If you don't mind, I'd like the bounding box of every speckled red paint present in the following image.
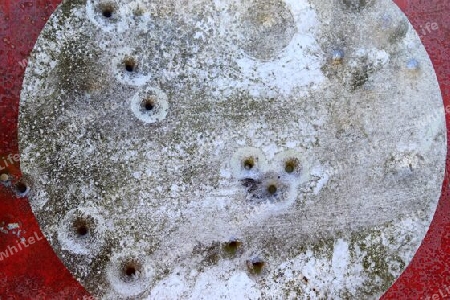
[0,0,448,299]
[0,1,90,298]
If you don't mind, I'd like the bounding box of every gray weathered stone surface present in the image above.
[19,0,446,298]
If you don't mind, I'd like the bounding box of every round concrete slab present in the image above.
[19,0,446,298]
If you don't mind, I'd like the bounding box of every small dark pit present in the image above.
[267,184,277,195]
[285,158,299,174]
[124,58,137,72]
[247,257,265,274]
[243,157,255,170]
[125,265,136,277]
[73,218,90,237]
[102,10,112,18]
[223,239,242,255]
[122,261,141,280]
[15,181,29,195]
[101,4,114,18]
[141,98,156,111]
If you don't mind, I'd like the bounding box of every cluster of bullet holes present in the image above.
[233,148,302,203]
[104,38,166,123]
[200,238,266,275]
[106,238,263,297]
[108,49,167,122]
[87,1,154,88]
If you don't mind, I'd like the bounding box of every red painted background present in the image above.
[0,0,448,299]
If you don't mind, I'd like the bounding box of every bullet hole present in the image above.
[124,58,136,72]
[232,147,266,178]
[131,88,169,124]
[100,4,115,18]
[141,98,155,111]
[228,239,241,248]
[15,180,30,197]
[122,260,141,280]
[77,225,88,236]
[58,208,107,256]
[247,257,265,274]
[16,182,27,193]
[243,157,255,170]
[73,217,90,237]
[0,173,9,182]
[285,164,295,173]
[102,9,112,18]
[125,265,136,276]
[267,184,277,195]
[107,254,151,296]
[284,158,299,174]
[223,238,242,255]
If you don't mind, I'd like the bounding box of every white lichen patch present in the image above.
[18,0,446,298]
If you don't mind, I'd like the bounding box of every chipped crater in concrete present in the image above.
[19,0,446,298]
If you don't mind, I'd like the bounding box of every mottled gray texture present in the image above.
[19,0,446,298]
